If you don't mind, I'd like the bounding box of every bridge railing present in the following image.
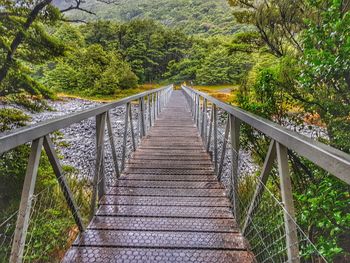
[0,85,173,262]
[182,85,350,263]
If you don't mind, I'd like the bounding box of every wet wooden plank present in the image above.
[63,90,252,263]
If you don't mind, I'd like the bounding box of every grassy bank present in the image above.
[192,85,239,103]
[56,84,163,102]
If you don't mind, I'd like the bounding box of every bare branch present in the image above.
[60,0,96,15]
[61,18,87,24]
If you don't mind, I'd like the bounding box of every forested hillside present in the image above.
[0,0,349,262]
[53,0,250,35]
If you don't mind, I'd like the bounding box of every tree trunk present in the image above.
[0,0,53,84]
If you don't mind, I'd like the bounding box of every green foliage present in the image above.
[45,43,138,95]
[0,143,91,262]
[0,3,64,102]
[0,108,30,132]
[57,0,251,36]
[299,0,350,152]
[228,0,305,56]
[231,1,350,260]
[295,164,350,260]
[166,35,254,85]
[81,20,190,83]
[44,21,253,90]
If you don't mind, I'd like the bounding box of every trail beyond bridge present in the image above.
[1,85,349,262]
[63,90,252,262]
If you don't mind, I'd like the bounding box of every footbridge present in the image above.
[0,85,349,262]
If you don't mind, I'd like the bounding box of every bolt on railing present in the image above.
[182,85,350,263]
[0,85,173,263]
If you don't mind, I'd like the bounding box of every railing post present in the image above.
[206,105,214,152]
[199,97,203,136]
[191,92,195,116]
[128,103,136,151]
[148,95,152,128]
[193,94,197,121]
[95,112,106,201]
[230,114,241,222]
[243,140,276,234]
[196,95,200,128]
[159,91,162,111]
[152,93,156,122]
[202,98,207,142]
[121,103,130,171]
[10,138,43,263]
[157,92,160,116]
[43,135,85,232]
[213,104,218,174]
[218,118,230,181]
[106,111,120,178]
[276,142,300,263]
[140,97,146,137]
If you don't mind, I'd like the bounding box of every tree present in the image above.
[299,0,350,152]
[44,43,138,95]
[228,0,306,57]
[0,0,119,102]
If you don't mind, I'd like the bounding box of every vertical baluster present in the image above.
[148,95,152,128]
[138,98,143,137]
[206,105,214,152]
[242,140,276,234]
[190,92,194,116]
[106,111,120,178]
[128,103,136,151]
[153,93,157,120]
[217,118,230,181]
[121,103,130,172]
[95,112,106,201]
[201,98,207,142]
[140,97,146,137]
[90,112,106,218]
[193,93,197,120]
[10,138,44,263]
[43,135,84,232]
[230,115,241,222]
[276,142,300,263]
[213,104,218,173]
[196,95,200,128]
[154,93,158,119]
[151,93,154,124]
[200,97,204,136]
[160,91,163,111]
[157,92,160,116]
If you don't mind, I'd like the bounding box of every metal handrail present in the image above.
[182,84,349,263]
[182,85,350,185]
[0,85,173,154]
[2,85,173,263]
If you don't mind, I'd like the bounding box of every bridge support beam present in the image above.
[128,103,136,151]
[213,104,218,174]
[242,140,276,234]
[276,142,300,263]
[201,98,207,142]
[217,118,230,181]
[121,103,130,172]
[106,111,120,178]
[10,138,43,263]
[43,135,85,232]
[90,112,107,218]
[206,105,214,153]
[229,115,240,222]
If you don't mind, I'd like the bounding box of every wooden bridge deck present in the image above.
[63,91,253,262]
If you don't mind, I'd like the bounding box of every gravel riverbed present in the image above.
[12,97,327,185]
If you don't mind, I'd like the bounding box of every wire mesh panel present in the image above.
[181,86,341,263]
[0,86,173,262]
